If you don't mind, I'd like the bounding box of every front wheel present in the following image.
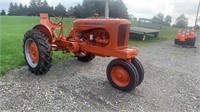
[23,29,52,75]
[106,59,139,92]
[131,58,144,86]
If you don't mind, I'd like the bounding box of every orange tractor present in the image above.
[23,13,144,92]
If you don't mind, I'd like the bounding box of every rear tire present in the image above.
[106,59,139,92]
[23,29,52,75]
[77,54,95,62]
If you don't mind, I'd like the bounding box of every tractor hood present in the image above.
[73,19,131,30]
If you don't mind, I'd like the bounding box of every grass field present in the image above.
[0,16,76,75]
[0,16,178,75]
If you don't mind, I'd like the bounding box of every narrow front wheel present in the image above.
[106,59,139,92]
[131,58,144,86]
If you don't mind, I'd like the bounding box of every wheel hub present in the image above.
[25,38,39,68]
[111,66,130,87]
[29,41,39,64]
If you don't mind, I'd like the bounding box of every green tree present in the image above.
[174,14,188,28]
[82,0,96,17]
[93,0,106,17]
[54,2,67,16]
[29,0,42,16]
[152,12,164,24]
[67,6,74,16]
[71,0,103,18]
[8,2,14,15]
[129,14,137,21]
[49,6,54,16]
[18,3,24,16]
[29,0,37,16]
[164,15,172,26]
[109,0,129,19]
[73,4,85,18]
[13,3,19,16]
[23,5,29,16]
[40,0,51,14]
[195,24,200,29]
[80,0,128,18]
[0,10,6,15]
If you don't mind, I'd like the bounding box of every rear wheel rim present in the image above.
[25,38,39,68]
[111,66,130,87]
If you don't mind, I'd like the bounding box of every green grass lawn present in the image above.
[0,16,178,75]
[0,16,75,75]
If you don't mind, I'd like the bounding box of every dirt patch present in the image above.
[0,36,200,111]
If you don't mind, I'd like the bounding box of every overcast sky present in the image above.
[0,0,199,26]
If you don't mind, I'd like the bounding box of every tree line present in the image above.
[2,0,129,18]
[6,0,66,17]
[0,0,190,28]
[151,12,189,28]
[151,12,172,26]
[67,0,129,18]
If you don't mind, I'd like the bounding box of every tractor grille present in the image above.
[117,24,128,46]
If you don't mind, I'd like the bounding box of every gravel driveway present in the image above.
[0,33,200,112]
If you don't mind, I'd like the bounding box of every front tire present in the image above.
[131,58,144,86]
[106,59,139,92]
[23,29,52,75]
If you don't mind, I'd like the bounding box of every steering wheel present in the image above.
[48,15,63,25]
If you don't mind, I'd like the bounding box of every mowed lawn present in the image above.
[0,16,75,75]
[0,16,178,75]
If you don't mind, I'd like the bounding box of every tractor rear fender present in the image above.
[33,24,53,43]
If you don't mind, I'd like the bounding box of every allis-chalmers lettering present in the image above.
[84,22,103,25]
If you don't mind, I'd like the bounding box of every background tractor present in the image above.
[23,13,144,92]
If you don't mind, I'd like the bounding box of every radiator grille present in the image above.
[117,24,127,46]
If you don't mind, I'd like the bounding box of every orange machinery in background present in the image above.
[22,13,144,92]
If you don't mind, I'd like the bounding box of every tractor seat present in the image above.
[40,13,60,29]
